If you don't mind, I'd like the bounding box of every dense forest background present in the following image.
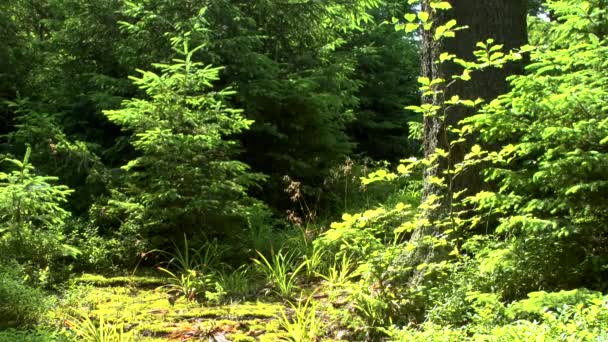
[1,0,607,341]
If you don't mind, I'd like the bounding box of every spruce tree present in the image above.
[0,147,75,272]
[104,37,265,247]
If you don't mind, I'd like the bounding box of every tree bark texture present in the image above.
[421,0,528,218]
[393,0,528,283]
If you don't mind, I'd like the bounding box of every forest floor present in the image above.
[55,274,346,341]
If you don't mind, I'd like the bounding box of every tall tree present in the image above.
[104,39,265,248]
[116,0,382,216]
[420,0,528,217]
[347,0,421,162]
[401,0,528,276]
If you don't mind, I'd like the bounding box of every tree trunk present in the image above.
[422,0,528,209]
[401,0,528,279]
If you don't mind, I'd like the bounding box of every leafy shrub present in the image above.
[0,147,78,283]
[422,259,498,327]
[384,323,467,342]
[462,0,608,297]
[505,289,603,321]
[0,261,53,327]
[0,328,72,342]
[64,219,143,273]
[314,205,414,264]
[386,289,608,341]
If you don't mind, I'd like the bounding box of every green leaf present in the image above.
[439,52,454,62]
[417,11,429,23]
[434,25,447,40]
[445,19,457,29]
[405,23,419,33]
[397,164,407,174]
[404,13,417,22]
[417,77,431,86]
[430,1,452,10]
[460,69,471,81]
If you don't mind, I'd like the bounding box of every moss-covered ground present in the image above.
[49,274,346,341]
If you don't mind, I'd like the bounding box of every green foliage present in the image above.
[317,253,358,289]
[253,250,306,299]
[351,288,394,335]
[3,0,608,339]
[347,1,421,160]
[104,37,266,247]
[0,147,72,232]
[6,100,108,215]
[313,1,608,339]
[155,235,223,303]
[384,323,467,341]
[311,174,423,334]
[0,329,72,342]
[505,289,603,321]
[64,220,143,273]
[385,291,608,341]
[422,259,497,327]
[315,200,416,263]
[0,147,78,279]
[460,0,608,297]
[0,261,54,327]
[278,294,325,342]
[66,313,133,342]
[111,0,401,217]
[302,246,326,282]
[214,265,260,301]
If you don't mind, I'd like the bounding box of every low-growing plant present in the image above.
[384,290,608,341]
[0,328,72,342]
[154,235,225,303]
[253,250,306,298]
[352,289,393,336]
[158,235,225,275]
[65,313,133,342]
[214,265,259,300]
[277,224,317,260]
[317,253,358,289]
[0,260,54,327]
[155,267,211,303]
[303,246,326,281]
[279,293,325,342]
[382,322,467,342]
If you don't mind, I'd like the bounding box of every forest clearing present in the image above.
[1,0,607,341]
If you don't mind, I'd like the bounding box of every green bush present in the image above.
[0,261,53,327]
[0,329,72,342]
[505,289,602,321]
[65,219,146,273]
[386,289,608,341]
[462,0,608,297]
[0,147,78,283]
[103,37,267,251]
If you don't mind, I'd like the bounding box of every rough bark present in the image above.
[398,0,528,280]
[422,0,528,209]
